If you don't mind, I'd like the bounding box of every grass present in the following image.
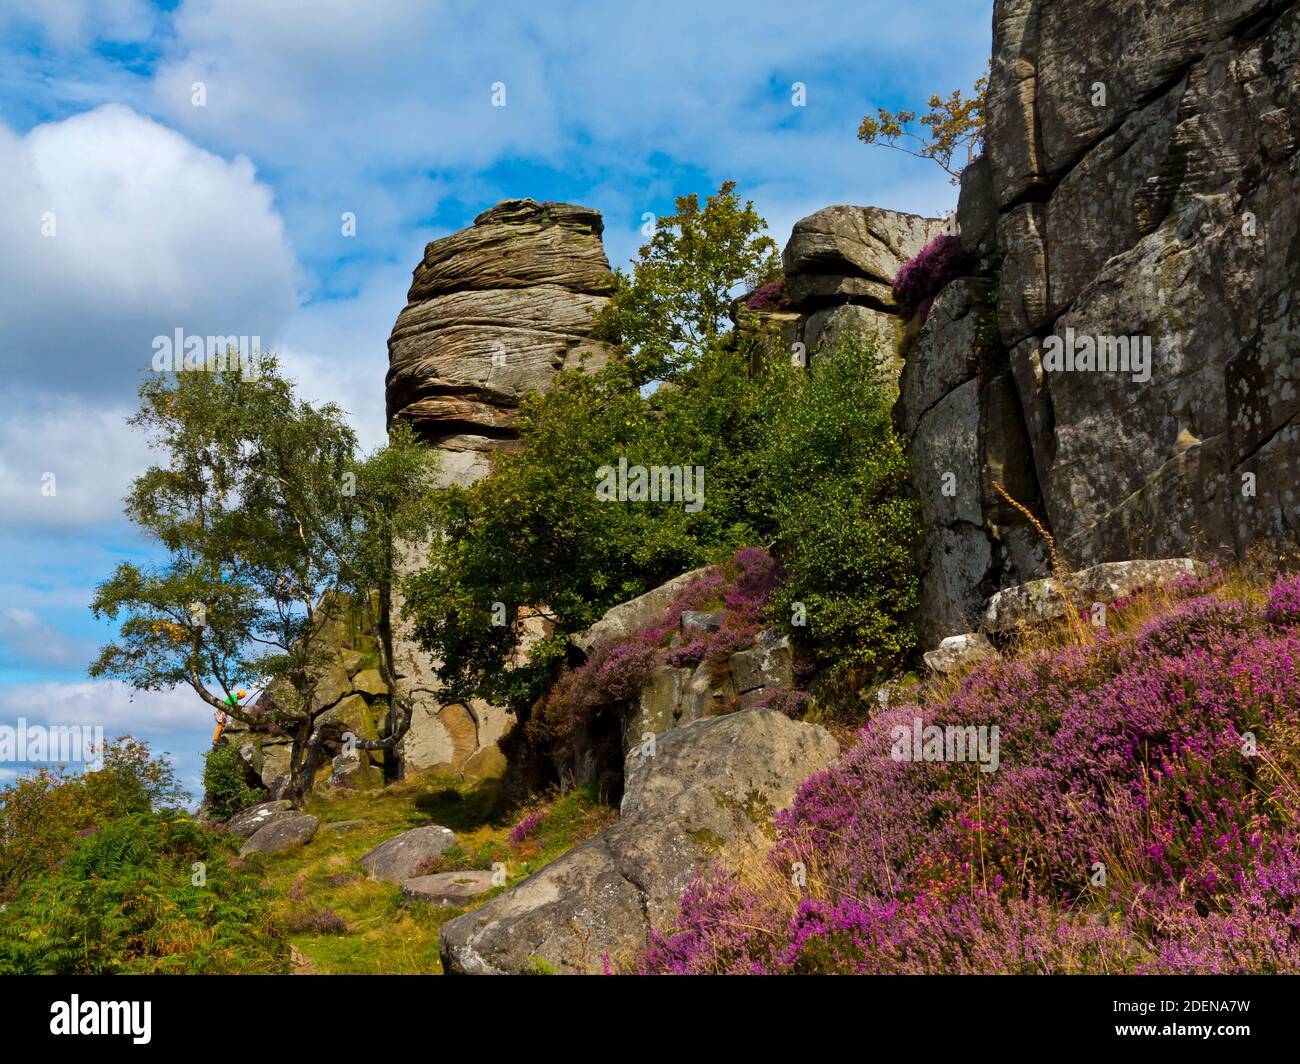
[244,771,615,974]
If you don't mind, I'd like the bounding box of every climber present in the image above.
[212,689,246,745]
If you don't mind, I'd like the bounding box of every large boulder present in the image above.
[570,567,710,655]
[359,825,457,883]
[754,205,943,375]
[222,800,296,839]
[439,710,839,974]
[386,199,615,441]
[240,815,319,856]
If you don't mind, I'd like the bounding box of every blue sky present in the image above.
[0,0,991,798]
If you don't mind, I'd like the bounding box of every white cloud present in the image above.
[0,605,96,669]
[0,679,201,735]
[0,0,157,47]
[0,397,152,530]
[0,104,299,403]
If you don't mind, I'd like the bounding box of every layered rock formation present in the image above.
[743,206,944,374]
[385,200,616,776]
[899,0,1300,643]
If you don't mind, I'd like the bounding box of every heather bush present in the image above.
[892,234,969,321]
[746,277,785,310]
[642,574,1300,974]
[529,547,788,760]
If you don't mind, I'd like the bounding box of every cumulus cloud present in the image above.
[0,396,152,530]
[0,605,97,670]
[0,678,201,736]
[0,0,157,47]
[0,104,299,403]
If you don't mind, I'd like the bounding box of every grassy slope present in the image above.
[251,773,615,974]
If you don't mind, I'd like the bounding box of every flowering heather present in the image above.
[891,234,968,322]
[641,573,1300,974]
[746,278,785,310]
[536,547,789,747]
[509,810,545,847]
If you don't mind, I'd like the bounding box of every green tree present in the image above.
[89,358,438,804]
[404,342,789,712]
[593,180,781,383]
[858,66,988,182]
[759,333,921,677]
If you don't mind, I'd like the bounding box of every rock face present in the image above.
[898,0,1300,644]
[743,206,944,375]
[386,200,617,778]
[438,710,838,974]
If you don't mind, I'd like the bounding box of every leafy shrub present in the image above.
[892,234,969,321]
[0,736,187,894]
[0,812,287,973]
[642,574,1300,974]
[759,332,921,678]
[202,742,264,822]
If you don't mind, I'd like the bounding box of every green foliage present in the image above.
[592,180,781,384]
[858,65,989,182]
[0,812,287,974]
[0,737,187,894]
[759,333,921,678]
[89,356,438,800]
[406,340,792,711]
[201,743,264,822]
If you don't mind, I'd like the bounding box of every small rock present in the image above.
[222,800,296,838]
[729,629,793,694]
[679,610,725,633]
[359,825,457,882]
[401,871,496,907]
[981,559,1204,633]
[321,819,369,834]
[240,815,319,856]
[923,632,999,675]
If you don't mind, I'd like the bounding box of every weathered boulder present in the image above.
[755,205,944,372]
[923,632,999,675]
[387,199,615,440]
[981,558,1205,633]
[240,814,319,856]
[222,800,296,839]
[359,825,457,883]
[351,669,388,697]
[439,710,838,974]
[570,567,711,655]
[402,871,496,907]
